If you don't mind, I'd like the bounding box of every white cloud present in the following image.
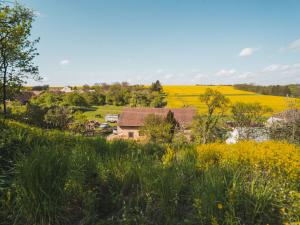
[215,69,236,76]
[60,59,70,65]
[288,38,300,50]
[239,47,258,57]
[262,63,300,72]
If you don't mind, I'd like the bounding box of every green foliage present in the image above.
[0,3,40,115]
[64,92,89,107]
[193,88,230,144]
[150,80,163,92]
[1,121,299,225]
[231,102,271,128]
[24,103,47,127]
[141,114,174,144]
[234,84,297,97]
[14,147,70,225]
[31,91,63,108]
[44,106,73,129]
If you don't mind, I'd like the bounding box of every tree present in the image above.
[31,91,63,108]
[68,111,89,133]
[24,103,47,127]
[165,110,179,138]
[150,80,163,92]
[193,88,230,144]
[141,114,173,144]
[44,106,73,129]
[64,92,88,107]
[231,102,272,140]
[0,3,40,116]
[150,91,166,108]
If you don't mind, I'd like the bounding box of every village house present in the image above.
[116,108,196,140]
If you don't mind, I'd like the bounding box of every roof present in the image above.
[118,107,196,127]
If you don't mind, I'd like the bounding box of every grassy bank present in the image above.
[0,120,299,225]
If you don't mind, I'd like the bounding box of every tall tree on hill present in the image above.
[0,3,40,116]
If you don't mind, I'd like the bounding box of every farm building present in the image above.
[116,108,196,140]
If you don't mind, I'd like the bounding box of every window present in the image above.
[128,132,134,138]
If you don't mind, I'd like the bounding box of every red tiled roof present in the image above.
[118,107,196,128]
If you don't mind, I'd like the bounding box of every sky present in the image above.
[21,0,300,86]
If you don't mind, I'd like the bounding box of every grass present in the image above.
[0,120,299,225]
[82,105,124,124]
[164,85,295,114]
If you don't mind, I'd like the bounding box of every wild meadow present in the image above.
[164,85,291,113]
[1,120,299,225]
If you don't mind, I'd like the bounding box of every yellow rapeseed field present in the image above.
[164,85,293,113]
[196,141,300,183]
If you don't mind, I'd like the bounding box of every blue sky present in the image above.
[23,0,300,86]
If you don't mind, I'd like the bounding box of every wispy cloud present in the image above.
[239,47,258,57]
[60,59,70,65]
[288,38,300,50]
[215,69,236,76]
[262,63,300,72]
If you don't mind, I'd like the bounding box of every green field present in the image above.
[82,105,124,124]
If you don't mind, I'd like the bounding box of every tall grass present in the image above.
[0,120,299,225]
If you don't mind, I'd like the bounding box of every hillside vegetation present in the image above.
[1,121,299,225]
[164,85,293,113]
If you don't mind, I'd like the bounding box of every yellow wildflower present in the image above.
[217,203,223,209]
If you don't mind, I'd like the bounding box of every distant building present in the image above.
[116,107,196,140]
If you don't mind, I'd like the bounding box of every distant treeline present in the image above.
[234,84,300,97]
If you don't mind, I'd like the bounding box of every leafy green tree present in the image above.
[166,110,179,138]
[64,92,88,107]
[106,83,130,106]
[232,102,271,127]
[150,91,167,108]
[31,91,63,108]
[0,3,40,115]
[193,88,230,144]
[141,114,173,144]
[44,106,73,129]
[150,80,163,92]
[231,102,272,140]
[68,111,89,133]
[83,91,99,105]
[24,103,47,127]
